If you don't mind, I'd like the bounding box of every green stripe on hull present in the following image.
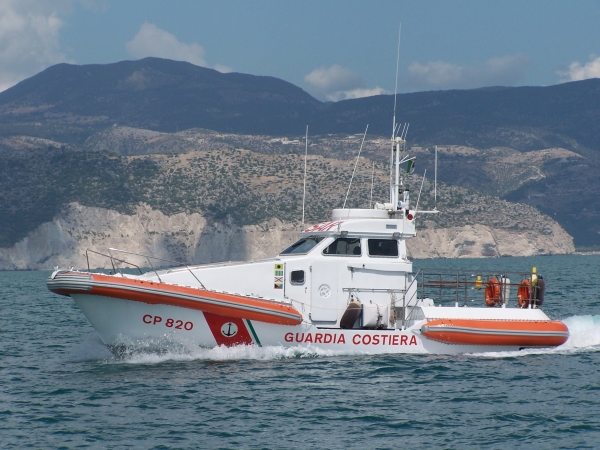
[245,319,262,347]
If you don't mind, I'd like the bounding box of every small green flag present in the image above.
[406,160,415,173]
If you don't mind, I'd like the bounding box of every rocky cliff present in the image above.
[0,202,574,270]
[408,222,573,259]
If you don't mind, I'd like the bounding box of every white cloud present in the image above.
[126,23,231,73]
[126,23,207,66]
[327,87,388,102]
[407,61,462,86]
[557,54,600,82]
[214,63,233,74]
[304,65,388,101]
[305,65,364,92]
[405,54,531,91]
[0,0,71,91]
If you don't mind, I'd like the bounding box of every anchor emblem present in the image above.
[221,322,238,338]
[318,284,331,298]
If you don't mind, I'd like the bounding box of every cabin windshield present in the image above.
[280,236,324,255]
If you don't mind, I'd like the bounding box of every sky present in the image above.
[1,0,599,100]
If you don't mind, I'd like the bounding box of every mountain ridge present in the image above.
[0,58,323,140]
[0,58,599,156]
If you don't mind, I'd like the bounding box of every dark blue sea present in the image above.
[2,254,600,449]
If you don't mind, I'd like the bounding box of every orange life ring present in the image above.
[518,279,531,308]
[485,278,501,307]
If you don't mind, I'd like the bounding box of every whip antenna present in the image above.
[369,161,375,208]
[434,145,438,208]
[343,125,369,209]
[392,23,401,139]
[301,125,308,230]
[390,24,401,202]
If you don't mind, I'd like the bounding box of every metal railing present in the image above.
[84,247,206,289]
[416,268,541,309]
[340,267,543,330]
[401,269,422,329]
[85,249,143,275]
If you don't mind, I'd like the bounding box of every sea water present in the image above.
[1,254,600,449]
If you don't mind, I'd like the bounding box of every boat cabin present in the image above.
[144,207,419,329]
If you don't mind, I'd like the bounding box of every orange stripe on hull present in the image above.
[421,319,569,347]
[50,272,303,326]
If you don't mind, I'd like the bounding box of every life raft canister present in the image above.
[485,278,502,307]
[535,277,546,307]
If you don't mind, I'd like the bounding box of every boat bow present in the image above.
[47,270,303,326]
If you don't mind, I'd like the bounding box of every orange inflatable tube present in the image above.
[421,318,569,347]
[48,272,303,326]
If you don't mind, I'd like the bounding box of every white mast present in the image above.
[394,126,403,208]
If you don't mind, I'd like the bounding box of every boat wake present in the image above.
[477,314,600,358]
[70,332,362,364]
[112,344,362,365]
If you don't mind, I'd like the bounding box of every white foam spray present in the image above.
[110,344,364,365]
[70,333,364,365]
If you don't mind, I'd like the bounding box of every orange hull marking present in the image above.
[86,274,302,326]
[422,319,569,347]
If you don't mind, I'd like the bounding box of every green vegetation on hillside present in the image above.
[0,144,560,249]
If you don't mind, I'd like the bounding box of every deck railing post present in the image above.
[402,290,406,330]
[439,273,442,306]
[464,274,468,306]
[185,265,206,289]
[107,249,118,275]
[145,256,162,283]
[455,272,459,307]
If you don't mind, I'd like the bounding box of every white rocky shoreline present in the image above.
[0,202,575,270]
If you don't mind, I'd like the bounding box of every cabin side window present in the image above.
[290,270,305,285]
[367,239,399,257]
[322,238,361,256]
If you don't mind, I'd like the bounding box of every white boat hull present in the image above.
[72,293,532,355]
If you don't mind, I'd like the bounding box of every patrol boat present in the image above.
[47,131,569,354]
